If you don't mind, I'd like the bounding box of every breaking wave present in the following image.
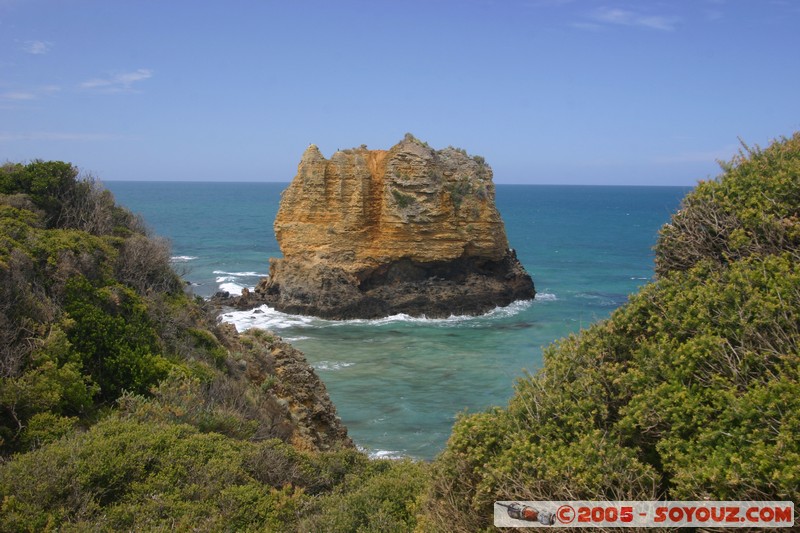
[219,299,534,332]
[212,270,268,294]
[535,292,557,301]
[313,361,356,371]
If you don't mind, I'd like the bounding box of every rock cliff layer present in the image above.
[256,134,535,318]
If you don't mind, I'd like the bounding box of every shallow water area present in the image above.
[223,300,540,459]
[107,182,690,460]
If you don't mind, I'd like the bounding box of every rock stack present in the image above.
[255,134,535,319]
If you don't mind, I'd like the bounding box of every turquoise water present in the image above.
[106,182,690,459]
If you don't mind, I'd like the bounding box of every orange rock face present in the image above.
[257,135,534,319]
[275,136,509,274]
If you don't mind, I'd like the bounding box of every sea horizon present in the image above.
[103,179,696,188]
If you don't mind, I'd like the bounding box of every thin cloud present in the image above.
[526,0,576,6]
[570,21,603,31]
[0,91,37,100]
[0,85,60,102]
[80,69,153,92]
[23,40,52,54]
[0,131,124,142]
[587,7,680,31]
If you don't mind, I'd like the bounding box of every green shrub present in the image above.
[186,327,228,367]
[248,328,275,344]
[447,177,473,209]
[120,374,263,441]
[0,417,305,531]
[391,188,416,209]
[0,326,97,452]
[655,133,800,276]
[0,161,78,227]
[298,459,428,533]
[0,416,429,532]
[63,276,172,400]
[18,412,78,450]
[422,133,800,531]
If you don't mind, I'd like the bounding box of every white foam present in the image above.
[359,447,407,460]
[220,299,534,332]
[535,292,558,301]
[373,449,398,458]
[213,270,268,277]
[487,299,534,317]
[219,282,247,294]
[313,361,355,371]
[336,299,534,327]
[221,305,317,332]
[371,450,407,460]
[171,255,197,262]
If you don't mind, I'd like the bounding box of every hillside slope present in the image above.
[421,134,800,532]
[0,161,425,531]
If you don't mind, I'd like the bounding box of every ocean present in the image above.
[106,182,690,460]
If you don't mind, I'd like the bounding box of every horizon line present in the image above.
[101,179,696,188]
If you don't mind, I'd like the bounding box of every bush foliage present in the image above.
[0,414,427,531]
[0,160,426,532]
[655,133,800,275]
[0,161,187,452]
[421,134,800,532]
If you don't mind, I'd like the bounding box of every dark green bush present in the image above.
[62,276,172,400]
[0,161,78,227]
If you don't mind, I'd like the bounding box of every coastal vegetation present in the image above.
[1,131,798,531]
[421,133,800,531]
[0,160,425,531]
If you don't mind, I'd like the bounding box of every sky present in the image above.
[1,0,798,185]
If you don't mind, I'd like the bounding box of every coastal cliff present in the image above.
[255,134,535,319]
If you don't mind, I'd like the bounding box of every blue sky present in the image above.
[1,0,798,185]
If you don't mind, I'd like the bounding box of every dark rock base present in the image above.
[220,249,535,320]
